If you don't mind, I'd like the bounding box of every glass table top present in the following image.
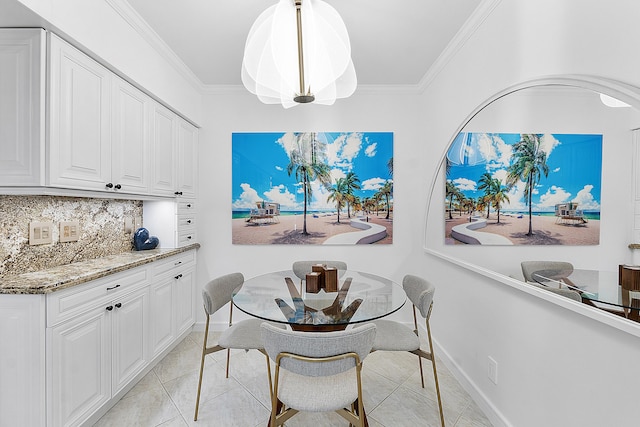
[232,269,407,330]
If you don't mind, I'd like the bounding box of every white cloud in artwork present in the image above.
[263,185,299,210]
[232,183,261,209]
[553,167,560,173]
[364,142,377,157]
[275,165,283,171]
[536,185,572,210]
[453,177,476,191]
[361,177,386,191]
[572,184,600,210]
[326,133,363,170]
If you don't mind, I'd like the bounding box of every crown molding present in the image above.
[418,0,502,93]
[104,0,205,92]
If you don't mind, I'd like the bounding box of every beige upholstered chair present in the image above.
[261,322,376,427]
[369,274,445,427]
[520,260,574,282]
[194,272,271,421]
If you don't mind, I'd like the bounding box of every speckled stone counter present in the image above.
[0,243,200,295]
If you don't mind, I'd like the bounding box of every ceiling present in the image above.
[124,0,483,87]
[1,0,483,88]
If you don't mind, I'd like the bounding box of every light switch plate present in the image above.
[124,217,134,233]
[29,221,53,245]
[59,221,80,243]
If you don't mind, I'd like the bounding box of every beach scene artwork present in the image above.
[445,133,602,245]
[232,132,394,245]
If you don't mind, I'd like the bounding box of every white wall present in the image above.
[420,1,640,426]
[196,88,424,327]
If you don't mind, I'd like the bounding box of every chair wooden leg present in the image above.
[194,314,210,421]
[225,348,231,378]
[427,319,445,427]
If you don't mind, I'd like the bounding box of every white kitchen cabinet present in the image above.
[0,29,46,186]
[47,268,150,427]
[144,198,197,248]
[48,304,111,427]
[176,119,198,198]
[150,102,177,196]
[111,76,151,194]
[149,250,196,358]
[48,33,112,192]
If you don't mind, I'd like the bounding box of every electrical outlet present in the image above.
[124,217,134,233]
[134,216,142,231]
[487,356,498,385]
[29,221,53,245]
[59,221,80,243]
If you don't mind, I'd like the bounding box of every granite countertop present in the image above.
[0,243,200,295]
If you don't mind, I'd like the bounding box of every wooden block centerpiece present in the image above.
[305,264,340,293]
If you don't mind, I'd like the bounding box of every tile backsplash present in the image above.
[0,196,142,276]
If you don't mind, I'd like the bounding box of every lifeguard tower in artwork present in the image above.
[555,202,588,225]
[246,201,280,225]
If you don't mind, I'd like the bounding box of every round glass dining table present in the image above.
[532,268,623,308]
[232,269,407,331]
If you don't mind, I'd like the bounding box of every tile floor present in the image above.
[94,330,494,427]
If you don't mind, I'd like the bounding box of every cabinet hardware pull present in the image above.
[175,191,183,195]
[175,274,183,279]
[114,184,121,190]
[187,204,192,208]
[106,284,120,291]
[187,236,192,239]
[187,220,191,224]
[105,183,113,188]
[106,305,113,311]
[175,261,182,265]
[115,303,122,309]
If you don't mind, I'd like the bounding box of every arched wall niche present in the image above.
[423,75,640,329]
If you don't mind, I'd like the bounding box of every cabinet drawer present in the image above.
[177,200,196,214]
[177,214,195,229]
[177,229,197,247]
[152,250,195,278]
[47,268,148,327]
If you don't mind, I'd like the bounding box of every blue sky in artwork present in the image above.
[232,132,394,211]
[446,133,602,212]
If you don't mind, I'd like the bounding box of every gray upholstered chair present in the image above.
[194,272,270,421]
[261,322,376,427]
[529,282,582,301]
[520,260,574,282]
[292,260,347,283]
[369,274,445,427]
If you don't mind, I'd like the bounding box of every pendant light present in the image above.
[241,0,357,108]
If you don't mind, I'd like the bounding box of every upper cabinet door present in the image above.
[0,29,46,186]
[111,77,150,194]
[150,103,177,196]
[176,120,198,198]
[48,34,112,191]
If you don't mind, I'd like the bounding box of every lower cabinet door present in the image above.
[150,276,175,357]
[111,287,149,395]
[175,268,196,336]
[48,308,110,427]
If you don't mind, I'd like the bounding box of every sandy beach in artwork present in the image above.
[233,213,393,245]
[445,213,600,245]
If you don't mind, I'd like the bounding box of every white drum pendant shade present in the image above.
[241,0,357,108]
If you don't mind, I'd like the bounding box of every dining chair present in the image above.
[529,282,582,301]
[520,260,574,282]
[369,274,445,427]
[260,322,376,427]
[194,272,272,421]
[619,264,640,321]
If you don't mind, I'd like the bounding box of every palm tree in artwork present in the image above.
[491,178,510,224]
[378,180,393,220]
[286,133,332,235]
[446,180,461,220]
[477,172,495,219]
[328,178,348,223]
[506,134,549,236]
[343,171,361,218]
